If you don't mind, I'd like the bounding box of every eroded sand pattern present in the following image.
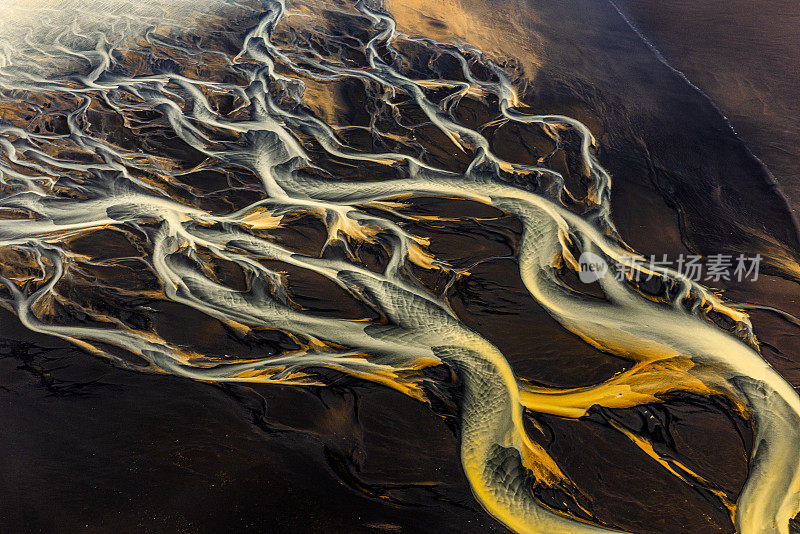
[1,1,799,532]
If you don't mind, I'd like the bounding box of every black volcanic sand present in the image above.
[519,0,800,279]
[1,1,800,533]
[0,307,505,533]
[613,0,800,222]
[515,0,800,390]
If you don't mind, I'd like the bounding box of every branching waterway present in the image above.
[0,1,798,532]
